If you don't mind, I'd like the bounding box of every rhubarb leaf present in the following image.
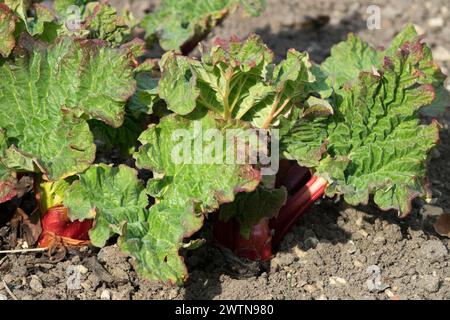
[158,35,322,128]
[0,129,17,203]
[159,52,200,116]
[132,112,261,283]
[321,24,446,91]
[3,1,58,37]
[280,27,445,215]
[219,186,287,239]
[54,0,94,17]
[64,164,148,247]
[128,71,160,114]
[280,116,329,167]
[317,35,443,215]
[142,0,266,52]
[0,38,135,180]
[81,2,132,45]
[135,113,261,209]
[321,33,381,88]
[0,167,17,203]
[0,3,16,57]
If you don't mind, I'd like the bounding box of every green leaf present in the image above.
[132,112,261,283]
[65,164,148,247]
[158,35,322,129]
[280,116,329,168]
[239,0,266,16]
[321,24,446,91]
[128,70,160,115]
[282,26,445,215]
[27,3,55,37]
[81,2,132,45]
[54,0,94,17]
[3,0,28,22]
[2,1,59,38]
[142,0,234,52]
[0,129,17,203]
[219,186,287,239]
[0,3,16,58]
[320,40,442,214]
[159,52,200,115]
[141,0,266,52]
[321,33,382,89]
[0,38,136,180]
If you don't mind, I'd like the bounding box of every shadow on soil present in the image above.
[254,10,368,63]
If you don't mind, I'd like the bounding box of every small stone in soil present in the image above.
[345,241,357,254]
[420,240,448,263]
[101,290,111,300]
[29,275,43,293]
[427,17,444,28]
[303,237,319,250]
[373,232,386,244]
[420,204,444,217]
[329,276,347,286]
[417,275,441,293]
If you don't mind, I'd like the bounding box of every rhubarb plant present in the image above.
[282,25,445,216]
[1,0,447,287]
[158,35,331,129]
[63,114,261,284]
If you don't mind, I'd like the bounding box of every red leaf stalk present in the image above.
[271,176,327,246]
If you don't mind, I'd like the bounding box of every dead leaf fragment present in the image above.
[434,213,450,237]
[9,208,42,247]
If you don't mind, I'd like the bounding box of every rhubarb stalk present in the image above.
[271,176,327,246]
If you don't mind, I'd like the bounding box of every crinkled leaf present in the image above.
[135,113,261,208]
[131,112,261,283]
[280,26,445,215]
[119,202,200,285]
[81,2,132,45]
[0,129,17,203]
[65,164,148,247]
[0,3,16,57]
[27,3,55,37]
[159,52,200,115]
[0,38,135,180]
[3,0,28,22]
[128,70,160,115]
[321,33,382,89]
[280,116,329,168]
[321,24,446,91]
[142,0,266,52]
[3,1,59,37]
[219,186,286,239]
[159,35,322,129]
[53,0,96,18]
[239,0,266,16]
[317,37,443,215]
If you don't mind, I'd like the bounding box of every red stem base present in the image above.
[213,162,328,261]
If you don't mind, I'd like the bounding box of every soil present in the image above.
[1,0,450,300]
